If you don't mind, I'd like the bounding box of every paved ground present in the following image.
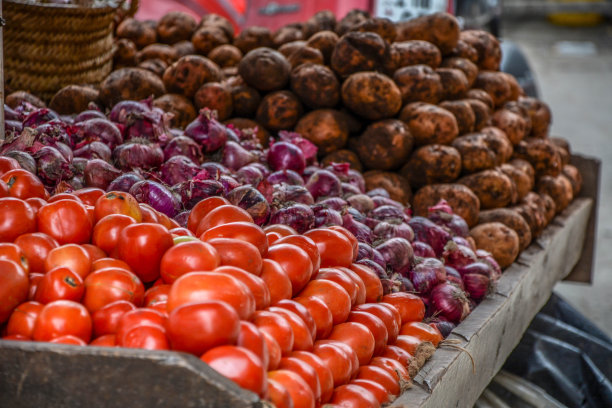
[501,16,612,336]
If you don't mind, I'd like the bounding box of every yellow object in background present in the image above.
[548,0,605,26]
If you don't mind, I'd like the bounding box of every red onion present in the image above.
[74,118,123,149]
[71,157,87,177]
[412,241,436,258]
[4,151,36,174]
[370,205,408,222]
[463,273,491,302]
[34,146,74,186]
[74,110,105,123]
[367,188,390,198]
[34,121,73,147]
[389,273,415,293]
[257,178,274,203]
[174,211,190,228]
[356,243,375,262]
[226,185,271,226]
[5,104,21,121]
[374,220,415,241]
[160,155,201,185]
[341,212,373,245]
[84,159,122,190]
[111,99,171,143]
[408,216,452,256]
[107,172,144,192]
[341,182,361,197]
[267,169,304,186]
[429,282,470,323]
[109,100,150,123]
[327,163,366,193]
[347,194,374,214]
[409,258,446,294]
[218,175,241,194]
[442,241,477,270]
[302,166,319,183]
[23,108,60,128]
[185,109,228,153]
[278,130,318,165]
[430,319,456,338]
[235,165,264,186]
[129,180,180,217]
[305,169,342,200]
[476,250,502,280]
[6,120,23,134]
[445,266,464,290]
[163,136,203,163]
[457,262,496,280]
[345,169,366,193]
[356,259,389,280]
[269,203,314,234]
[429,211,470,238]
[249,162,270,177]
[267,141,306,174]
[371,196,403,209]
[317,197,347,211]
[313,206,342,227]
[375,237,414,275]
[113,140,164,170]
[452,236,474,250]
[172,179,224,210]
[221,141,257,171]
[74,141,112,162]
[199,162,229,180]
[273,184,314,206]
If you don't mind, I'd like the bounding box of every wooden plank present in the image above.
[391,198,593,408]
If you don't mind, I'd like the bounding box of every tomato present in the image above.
[187,196,230,233]
[91,258,132,272]
[156,212,177,230]
[0,243,29,273]
[336,267,367,305]
[263,224,297,237]
[331,384,380,408]
[15,233,58,273]
[289,351,335,403]
[266,379,292,408]
[73,187,105,206]
[215,266,270,310]
[352,303,401,345]
[143,285,171,307]
[90,334,117,347]
[274,235,321,272]
[399,321,442,347]
[92,300,137,337]
[0,259,29,323]
[83,244,107,262]
[37,199,93,245]
[94,191,142,223]
[304,228,353,268]
[394,335,424,356]
[24,197,47,214]
[379,303,402,341]
[6,301,43,339]
[279,357,321,403]
[45,244,92,280]
[237,321,270,370]
[92,214,136,255]
[253,310,294,356]
[0,197,36,242]
[0,180,8,198]
[297,279,351,325]
[47,193,82,204]
[83,267,145,313]
[267,306,313,351]
[260,259,292,305]
[349,264,383,303]
[169,227,193,237]
[327,225,358,262]
[312,341,352,388]
[380,345,413,367]
[34,266,84,304]
[293,296,333,340]
[167,271,256,320]
[195,205,253,236]
[49,335,88,346]
[201,221,268,256]
[0,156,21,176]
[119,325,169,350]
[202,345,267,397]
[1,169,46,199]
[116,223,174,283]
[159,240,220,284]
[139,203,159,223]
[262,330,282,370]
[350,379,389,405]
[274,299,316,341]
[167,301,240,356]
[348,311,388,357]
[28,273,44,301]
[318,340,359,379]
[32,300,92,343]
[268,369,315,408]
[369,357,410,383]
[2,334,28,341]
[315,268,358,306]
[266,231,283,246]
[356,365,401,398]
[382,292,425,324]
[115,308,167,343]
[267,243,313,296]
[206,238,263,276]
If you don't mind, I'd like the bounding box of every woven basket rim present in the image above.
[4,0,123,11]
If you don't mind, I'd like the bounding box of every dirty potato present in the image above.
[401,144,461,187]
[352,119,413,171]
[478,208,532,252]
[341,72,402,120]
[194,82,233,121]
[399,102,459,146]
[290,63,340,109]
[153,94,196,129]
[100,68,166,107]
[470,222,519,268]
[238,48,291,91]
[393,65,442,104]
[439,100,476,135]
[413,183,480,227]
[163,55,222,98]
[255,90,303,131]
[458,169,515,209]
[294,109,351,156]
[364,170,412,205]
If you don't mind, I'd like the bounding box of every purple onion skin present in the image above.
[373,221,415,241]
[235,165,264,186]
[452,236,474,250]
[113,141,164,171]
[75,118,123,149]
[463,273,490,302]
[249,162,270,177]
[218,175,241,194]
[6,120,23,133]
[442,242,477,270]
[71,157,87,177]
[74,110,106,123]
[269,203,314,234]
[160,155,201,185]
[356,243,374,262]
[316,197,347,212]
[221,141,256,171]
[5,104,21,121]
[370,205,408,222]
[429,212,470,237]
[54,142,74,162]
[458,262,495,279]
[445,266,465,290]
[412,241,436,258]
[163,136,203,163]
[174,211,191,228]
[33,122,73,147]
[313,207,343,228]
[346,169,366,193]
[367,188,390,198]
[410,258,446,294]
[305,169,342,200]
[273,184,314,206]
[107,172,144,192]
[185,111,228,153]
[408,216,452,257]
[172,179,224,210]
[342,213,373,245]
[34,146,73,186]
[347,194,374,214]
[74,141,112,162]
[390,273,415,293]
[476,249,502,280]
[356,259,389,280]
[371,196,403,210]
[429,282,470,324]
[375,237,414,276]
[84,159,121,190]
[267,141,306,174]
[432,320,456,338]
[226,185,270,226]
[267,169,304,186]
[23,108,60,128]
[109,100,150,123]
[200,162,229,179]
[4,151,36,174]
[341,182,361,197]
[129,180,180,217]
[301,166,319,183]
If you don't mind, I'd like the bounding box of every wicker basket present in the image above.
[3,0,138,102]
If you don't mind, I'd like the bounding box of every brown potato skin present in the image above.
[512,202,545,238]
[349,17,397,43]
[278,41,307,58]
[163,55,221,99]
[153,94,196,129]
[192,26,230,55]
[436,68,469,100]
[401,144,461,188]
[341,72,402,120]
[393,65,442,104]
[474,71,512,108]
[466,89,494,110]
[294,109,350,156]
[466,99,491,131]
[352,119,413,171]
[157,12,197,44]
[114,39,138,66]
[459,30,501,71]
[470,222,519,269]
[304,10,337,36]
[198,14,235,39]
[537,175,574,213]
[226,78,261,118]
[287,46,324,68]
[194,82,233,121]
[413,183,480,227]
[335,9,371,36]
[224,118,270,147]
[561,164,583,196]
[364,171,412,204]
[5,91,46,109]
[550,138,571,166]
[238,48,291,92]
[518,96,552,138]
[255,90,303,132]
[481,127,514,165]
[399,102,459,146]
[306,31,339,64]
[458,169,515,209]
[116,18,157,49]
[233,26,274,54]
[208,45,243,68]
[49,85,99,115]
[499,163,532,202]
[513,138,563,178]
[100,68,166,107]
[389,40,442,70]
[330,31,390,78]
[504,100,533,136]
[491,109,528,145]
[478,208,532,252]
[452,133,497,174]
[441,57,478,87]
[290,63,340,109]
[321,150,363,172]
[439,100,475,135]
[137,44,179,65]
[395,12,460,54]
[501,72,523,101]
[539,193,557,225]
[138,59,168,77]
[173,40,196,58]
[273,25,304,48]
[447,40,479,63]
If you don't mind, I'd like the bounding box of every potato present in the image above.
[474,71,512,108]
[541,194,558,225]
[466,99,491,131]
[518,96,552,138]
[173,40,196,58]
[100,68,165,107]
[192,26,230,55]
[470,222,519,269]
[5,91,45,109]
[399,102,458,146]
[447,40,479,64]
[499,164,531,202]
[349,17,397,43]
[153,94,196,129]
[341,72,402,120]
[194,82,233,121]
[521,192,549,234]
[278,41,307,58]
[478,208,532,252]
[224,118,270,147]
[163,55,221,98]
[459,30,501,71]
[137,44,178,65]
[233,26,273,54]
[255,90,303,131]
[304,10,337,36]
[436,68,469,100]
[114,39,138,66]
[352,119,413,171]
[287,46,324,68]
[335,9,371,36]
[401,144,461,187]
[364,171,412,204]
[389,40,442,71]
[440,57,478,87]
[116,18,157,49]
[226,78,261,117]
[273,24,304,48]
[439,100,475,135]
[466,89,494,110]
[503,100,533,135]
[294,109,350,156]
[537,175,574,213]
[458,169,515,209]
[208,45,242,68]
[290,63,340,109]
[549,137,571,154]
[393,65,442,104]
[198,14,235,39]
[452,134,497,173]
[138,59,168,77]
[221,67,238,79]
[306,31,339,64]
[395,12,460,54]
[330,31,389,78]
[412,183,480,227]
[238,48,291,92]
[481,127,514,164]
[509,158,535,182]
[157,11,197,44]
[561,164,582,196]
[501,72,523,101]
[49,85,99,115]
[321,149,363,172]
[513,138,563,178]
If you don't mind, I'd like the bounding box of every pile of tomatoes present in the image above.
[0,156,443,408]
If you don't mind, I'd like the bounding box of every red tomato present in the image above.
[348,311,389,357]
[167,271,256,320]
[156,212,176,230]
[304,228,353,268]
[0,242,29,273]
[94,191,142,223]
[273,235,320,272]
[0,156,21,176]
[115,308,167,343]
[14,232,58,273]
[349,263,383,303]
[319,340,359,378]
[312,341,352,388]
[399,321,442,347]
[73,187,105,206]
[327,225,358,261]
[34,266,84,304]
[0,197,36,242]
[279,357,321,403]
[331,384,379,408]
[169,227,193,237]
[116,223,174,283]
[336,267,367,306]
[328,322,375,366]
[187,196,230,233]
[380,345,414,367]
[266,379,292,408]
[369,356,410,383]
[91,258,132,272]
[32,300,92,343]
[237,321,270,370]
[28,273,44,301]
[353,303,401,344]
[274,299,316,341]
[266,231,283,246]
[92,300,137,337]
[0,180,8,198]
[394,334,425,356]
[47,193,83,204]
[315,268,359,306]
[44,244,92,280]
[1,169,46,199]
[83,267,145,313]
[252,310,294,356]
[167,301,240,356]
[119,325,169,350]
[268,369,315,408]
[262,330,282,370]
[263,224,297,237]
[89,334,117,347]
[37,199,93,245]
[92,214,136,255]
[24,197,47,214]
[379,303,402,341]
[206,238,263,276]
[202,345,267,397]
[195,205,253,236]
[260,259,292,305]
[268,306,313,351]
[357,365,401,397]
[2,334,28,341]
[49,335,87,346]
[289,351,335,403]
[293,296,334,340]
[143,285,171,307]
[0,259,29,323]
[201,221,268,256]
[139,203,159,223]
[297,279,351,325]
[382,292,426,324]
[159,240,220,284]
[350,379,390,405]
[267,243,313,296]
[82,244,106,262]
[214,266,270,310]
[6,301,43,339]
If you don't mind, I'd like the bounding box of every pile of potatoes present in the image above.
[16,9,583,269]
